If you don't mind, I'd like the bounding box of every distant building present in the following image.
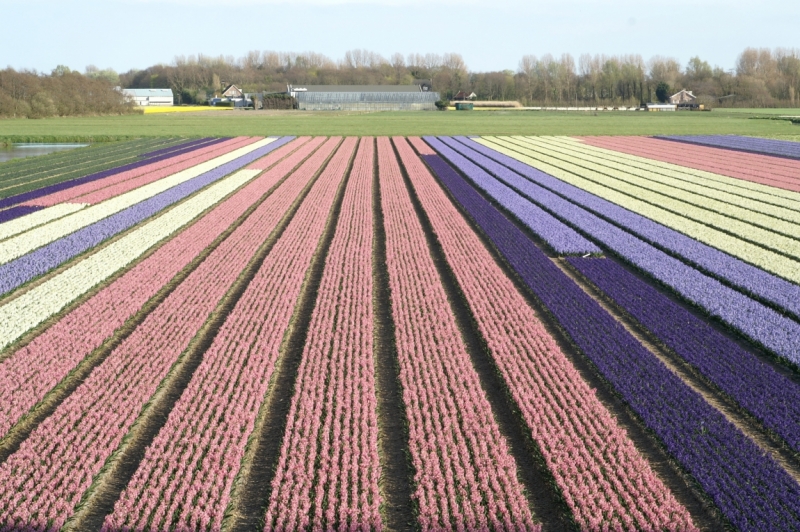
[209,84,252,108]
[221,84,244,99]
[121,88,174,106]
[670,89,697,105]
[453,91,477,101]
[287,84,440,111]
[414,79,434,92]
[669,89,703,109]
[646,103,677,112]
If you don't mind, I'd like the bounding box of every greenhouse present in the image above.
[289,84,439,111]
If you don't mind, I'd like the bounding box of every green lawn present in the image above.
[1,109,799,141]
[711,108,800,115]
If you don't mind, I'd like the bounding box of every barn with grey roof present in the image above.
[288,83,439,111]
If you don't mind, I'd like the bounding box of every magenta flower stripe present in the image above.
[265,138,380,530]
[101,137,352,532]
[0,137,313,443]
[0,137,339,532]
[402,136,696,531]
[377,137,535,531]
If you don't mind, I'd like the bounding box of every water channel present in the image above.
[0,143,89,163]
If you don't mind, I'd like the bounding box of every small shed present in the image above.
[121,88,174,106]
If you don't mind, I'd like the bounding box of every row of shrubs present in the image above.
[0,68,138,119]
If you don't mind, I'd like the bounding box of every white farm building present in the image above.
[121,88,174,107]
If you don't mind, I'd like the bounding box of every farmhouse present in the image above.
[670,89,696,105]
[670,89,702,109]
[221,84,244,99]
[453,91,477,101]
[121,88,174,106]
[288,83,440,111]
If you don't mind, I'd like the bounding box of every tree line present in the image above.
[123,47,800,108]
[0,66,135,119]
[1,47,799,118]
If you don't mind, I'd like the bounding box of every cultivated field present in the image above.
[0,109,800,142]
[0,133,799,531]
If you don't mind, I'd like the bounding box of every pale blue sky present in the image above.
[1,0,797,74]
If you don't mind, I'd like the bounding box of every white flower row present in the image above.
[554,135,800,208]
[540,136,800,222]
[0,203,88,242]
[524,137,800,227]
[0,168,262,351]
[0,138,274,265]
[507,137,800,255]
[480,137,800,284]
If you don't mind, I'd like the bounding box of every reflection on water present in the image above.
[0,144,90,163]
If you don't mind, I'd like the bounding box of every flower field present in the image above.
[0,134,798,531]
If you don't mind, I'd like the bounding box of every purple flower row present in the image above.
[657,135,800,161]
[421,149,800,531]
[0,136,293,297]
[422,139,599,255]
[448,136,800,319]
[0,206,42,224]
[0,137,229,212]
[569,256,800,453]
[434,136,800,364]
[137,137,219,159]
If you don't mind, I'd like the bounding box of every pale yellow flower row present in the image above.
[477,137,800,284]
[534,135,800,223]
[0,138,274,265]
[553,135,800,210]
[0,203,87,242]
[0,168,262,350]
[506,136,800,243]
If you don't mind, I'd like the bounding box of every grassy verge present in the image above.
[1,109,800,138]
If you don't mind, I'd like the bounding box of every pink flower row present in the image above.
[401,136,696,531]
[377,137,536,531]
[101,137,349,532]
[265,138,381,531]
[0,138,331,531]
[0,137,314,442]
[580,136,800,192]
[23,137,259,207]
